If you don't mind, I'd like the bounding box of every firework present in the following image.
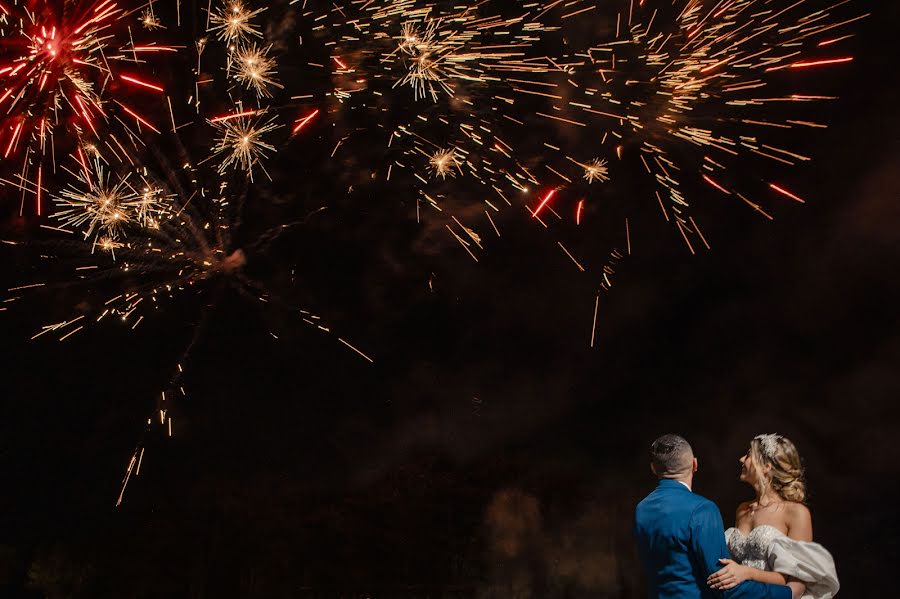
[581,159,610,185]
[0,0,865,503]
[3,0,353,502]
[0,0,171,213]
[52,160,140,243]
[394,20,454,101]
[315,0,862,265]
[3,0,867,321]
[429,148,461,179]
[537,0,865,245]
[231,44,282,98]
[140,5,164,30]
[208,0,265,46]
[209,110,280,180]
[295,0,865,351]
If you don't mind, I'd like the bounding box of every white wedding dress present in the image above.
[725,525,840,599]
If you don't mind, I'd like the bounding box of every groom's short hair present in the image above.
[650,434,694,478]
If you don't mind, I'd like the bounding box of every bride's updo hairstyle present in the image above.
[750,434,806,503]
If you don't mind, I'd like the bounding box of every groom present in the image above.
[633,434,791,599]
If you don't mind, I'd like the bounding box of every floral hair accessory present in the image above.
[754,433,782,461]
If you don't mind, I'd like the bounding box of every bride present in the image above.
[707,434,840,599]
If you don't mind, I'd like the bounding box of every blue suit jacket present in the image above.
[634,479,791,599]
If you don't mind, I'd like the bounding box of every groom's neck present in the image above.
[661,474,693,490]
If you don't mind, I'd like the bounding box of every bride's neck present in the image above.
[755,487,781,506]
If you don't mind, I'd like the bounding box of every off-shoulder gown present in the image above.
[726,525,840,599]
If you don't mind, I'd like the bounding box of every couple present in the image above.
[634,434,839,599]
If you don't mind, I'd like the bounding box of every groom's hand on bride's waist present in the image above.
[708,558,751,590]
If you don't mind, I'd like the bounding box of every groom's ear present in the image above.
[692,457,698,473]
[650,462,657,476]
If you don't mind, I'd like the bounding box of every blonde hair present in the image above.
[749,434,807,503]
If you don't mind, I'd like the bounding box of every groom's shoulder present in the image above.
[687,488,719,507]
[635,487,721,531]
[689,492,721,515]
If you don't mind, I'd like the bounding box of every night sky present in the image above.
[1,0,898,596]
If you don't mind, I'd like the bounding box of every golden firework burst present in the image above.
[232,44,283,97]
[209,1,266,44]
[429,148,461,179]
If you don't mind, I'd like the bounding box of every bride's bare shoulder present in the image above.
[784,501,812,521]
[784,501,813,540]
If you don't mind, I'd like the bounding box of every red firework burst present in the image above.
[0,0,169,214]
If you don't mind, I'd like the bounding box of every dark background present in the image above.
[1,0,898,596]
